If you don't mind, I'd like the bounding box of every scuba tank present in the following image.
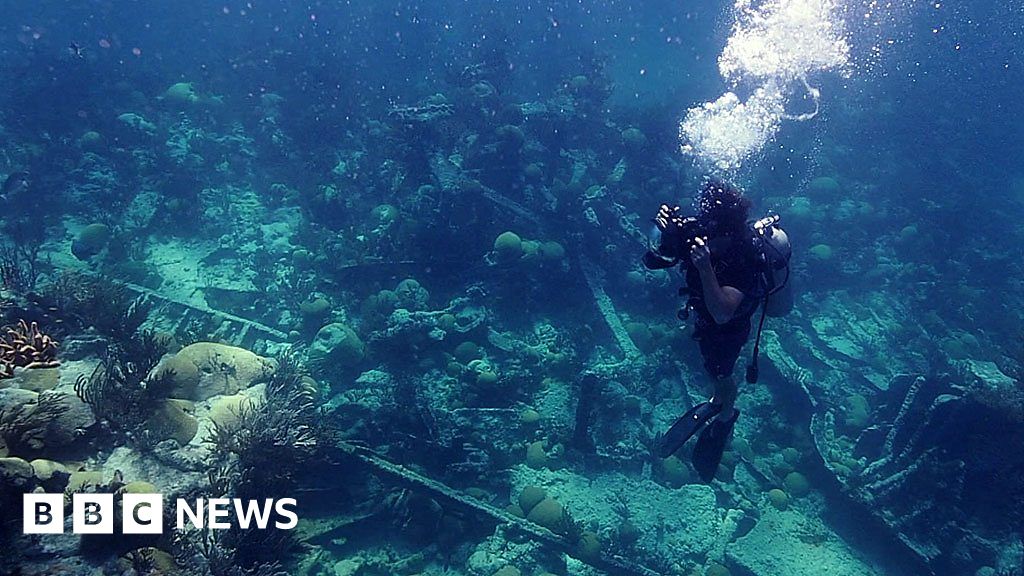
[746,214,793,384]
[753,214,793,317]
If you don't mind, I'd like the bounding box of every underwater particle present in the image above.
[71,223,111,260]
[524,163,544,181]
[309,323,366,370]
[705,562,732,576]
[492,566,521,576]
[808,176,840,194]
[767,488,789,510]
[783,471,811,497]
[518,485,547,514]
[525,440,549,469]
[660,455,691,488]
[808,243,833,260]
[164,81,198,104]
[525,497,564,532]
[520,408,542,425]
[621,127,647,149]
[539,240,565,261]
[493,231,523,262]
[453,341,481,363]
[576,531,602,562]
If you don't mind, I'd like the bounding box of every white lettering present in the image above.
[233,499,273,529]
[274,498,298,529]
[207,498,231,529]
[176,498,205,529]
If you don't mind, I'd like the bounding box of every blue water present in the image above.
[1,1,1022,576]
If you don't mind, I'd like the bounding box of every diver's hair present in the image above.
[695,180,751,236]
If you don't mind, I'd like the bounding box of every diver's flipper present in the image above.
[657,401,722,458]
[692,409,740,483]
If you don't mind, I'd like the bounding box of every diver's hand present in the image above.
[690,236,712,272]
[654,204,683,232]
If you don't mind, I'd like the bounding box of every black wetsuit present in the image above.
[683,233,765,378]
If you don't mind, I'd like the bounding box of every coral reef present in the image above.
[0,319,59,378]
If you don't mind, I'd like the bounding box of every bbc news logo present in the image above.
[24,494,298,534]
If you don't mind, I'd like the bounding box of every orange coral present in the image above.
[0,320,59,378]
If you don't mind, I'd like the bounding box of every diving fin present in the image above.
[692,409,740,483]
[657,401,722,458]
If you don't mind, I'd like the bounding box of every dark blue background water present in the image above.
[3,0,1020,337]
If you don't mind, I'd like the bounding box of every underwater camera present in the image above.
[642,214,708,270]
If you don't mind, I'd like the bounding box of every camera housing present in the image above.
[654,216,707,259]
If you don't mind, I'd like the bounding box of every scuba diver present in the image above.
[643,180,792,482]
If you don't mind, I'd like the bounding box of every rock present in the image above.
[395,278,429,311]
[299,297,331,321]
[767,488,789,510]
[158,342,276,401]
[164,81,198,103]
[40,392,95,453]
[308,323,365,372]
[525,440,548,469]
[29,457,69,483]
[808,176,841,194]
[66,470,105,494]
[525,498,563,533]
[1,391,94,458]
[207,392,257,429]
[784,472,811,497]
[0,456,35,490]
[11,367,61,392]
[728,509,884,576]
[518,486,547,514]
[149,399,198,445]
[494,231,523,261]
[0,386,37,410]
